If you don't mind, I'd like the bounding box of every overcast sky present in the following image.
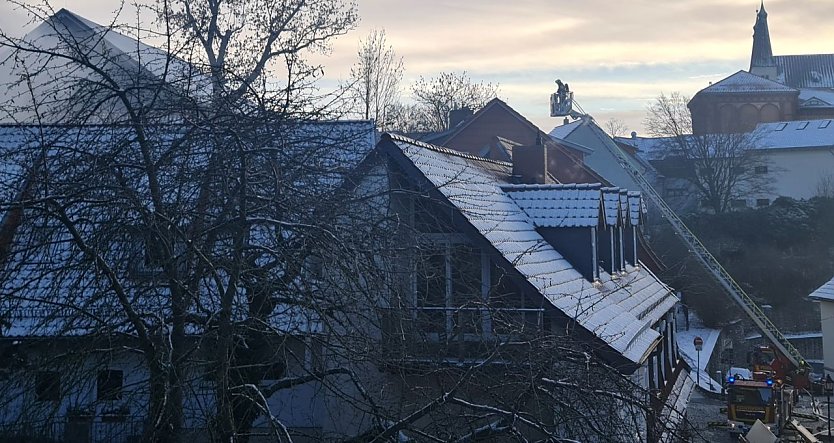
[2,0,832,134]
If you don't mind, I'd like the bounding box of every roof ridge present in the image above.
[775,53,834,58]
[501,183,603,191]
[384,133,512,167]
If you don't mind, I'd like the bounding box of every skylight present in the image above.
[775,123,787,131]
[820,120,832,129]
[796,122,809,130]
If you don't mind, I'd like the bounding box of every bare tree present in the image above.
[0,3,691,442]
[409,71,498,132]
[604,117,629,138]
[645,92,772,213]
[816,173,834,199]
[347,29,404,131]
[0,0,369,441]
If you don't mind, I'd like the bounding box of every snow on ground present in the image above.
[676,310,724,393]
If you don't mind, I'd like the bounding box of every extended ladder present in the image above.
[606,130,806,370]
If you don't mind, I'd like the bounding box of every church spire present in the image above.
[750,1,775,70]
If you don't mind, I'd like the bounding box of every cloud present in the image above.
[1,0,832,133]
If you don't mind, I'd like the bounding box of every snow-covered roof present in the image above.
[385,134,677,366]
[775,54,834,89]
[799,88,834,108]
[614,135,681,161]
[627,192,645,226]
[503,184,602,228]
[548,119,583,140]
[601,187,622,227]
[0,9,210,124]
[658,368,695,442]
[744,332,821,341]
[809,276,834,302]
[696,70,797,94]
[618,118,834,157]
[0,121,376,338]
[753,119,834,150]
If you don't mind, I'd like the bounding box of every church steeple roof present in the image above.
[751,1,775,69]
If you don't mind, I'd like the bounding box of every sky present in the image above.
[1,0,833,134]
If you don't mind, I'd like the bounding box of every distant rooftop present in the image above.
[808,276,834,303]
[696,70,797,95]
[775,54,834,89]
[754,119,834,150]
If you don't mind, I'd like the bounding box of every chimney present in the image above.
[630,131,637,139]
[448,107,473,130]
[512,139,552,185]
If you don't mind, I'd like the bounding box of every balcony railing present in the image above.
[0,418,144,443]
[378,306,546,361]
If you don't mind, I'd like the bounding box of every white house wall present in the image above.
[819,301,834,375]
[757,148,834,201]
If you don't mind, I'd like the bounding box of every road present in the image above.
[685,389,731,442]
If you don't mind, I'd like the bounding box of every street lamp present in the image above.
[826,374,834,440]
[694,336,703,387]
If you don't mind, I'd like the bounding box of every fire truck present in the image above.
[726,376,778,437]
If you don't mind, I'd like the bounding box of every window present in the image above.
[415,247,447,334]
[756,199,770,207]
[303,256,323,280]
[415,241,483,336]
[489,264,540,335]
[731,166,745,174]
[143,233,166,268]
[97,370,123,401]
[796,121,809,130]
[35,371,60,402]
[664,188,687,198]
[820,120,831,129]
[413,196,454,233]
[754,166,768,174]
[731,199,747,208]
[775,123,787,131]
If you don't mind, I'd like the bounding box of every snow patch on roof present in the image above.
[774,54,834,89]
[809,276,834,302]
[548,119,583,140]
[697,70,797,94]
[753,119,834,150]
[799,88,834,108]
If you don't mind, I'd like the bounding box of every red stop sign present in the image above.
[694,336,703,351]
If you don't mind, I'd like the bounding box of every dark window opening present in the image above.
[731,199,747,208]
[754,166,768,174]
[664,188,687,198]
[416,247,446,333]
[451,243,482,334]
[97,370,124,401]
[415,242,484,336]
[35,371,60,402]
[414,196,454,233]
[756,199,770,207]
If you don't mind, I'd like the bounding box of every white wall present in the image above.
[820,301,834,376]
[758,148,834,201]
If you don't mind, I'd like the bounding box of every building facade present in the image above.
[689,2,834,135]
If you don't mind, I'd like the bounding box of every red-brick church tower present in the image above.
[688,2,834,135]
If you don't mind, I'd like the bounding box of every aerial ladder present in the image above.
[549,81,810,386]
